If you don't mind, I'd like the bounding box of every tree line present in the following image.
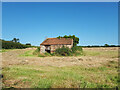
[1,38,32,49]
[82,44,120,47]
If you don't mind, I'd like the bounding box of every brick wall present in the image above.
[50,44,73,53]
[40,45,45,53]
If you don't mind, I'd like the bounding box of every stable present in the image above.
[40,38,73,53]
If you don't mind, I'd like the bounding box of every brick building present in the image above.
[40,38,73,53]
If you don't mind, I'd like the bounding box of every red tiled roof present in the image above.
[40,38,73,45]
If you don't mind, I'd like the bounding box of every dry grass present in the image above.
[2,47,119,88]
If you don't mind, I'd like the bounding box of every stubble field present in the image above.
[1,47,119,88]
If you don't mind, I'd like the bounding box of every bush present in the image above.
[71,46,83,53]
[71,46,83,56]
[55,46,72,56]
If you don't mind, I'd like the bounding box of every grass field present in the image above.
[19,50,35,57]
[0,49,17,53]
[2,47,119,88]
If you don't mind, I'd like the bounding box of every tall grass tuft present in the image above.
[33,47,40,55]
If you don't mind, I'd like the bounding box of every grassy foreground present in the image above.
[19,50,35,57]
[83,49,118,58]
[0,49,17,53]
[3,60,118,88]
[2,47,119,88]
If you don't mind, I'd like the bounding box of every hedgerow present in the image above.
[2,40,29,49]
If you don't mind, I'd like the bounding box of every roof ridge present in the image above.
[40,37,73,45]
[47,38,56,39]
[47,38,72,39]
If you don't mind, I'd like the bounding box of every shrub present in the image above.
[71,46,83,56]
[55,46,72,56]
[50,52,55,56]
[71,46,83,53]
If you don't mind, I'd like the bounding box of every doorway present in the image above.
[45,45,51,53]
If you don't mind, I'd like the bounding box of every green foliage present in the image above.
[82,44,119,47]
[0,49,16,53]
[33,47,40,55]
[104,44,109,47]
[2,40,29,49]
[26,43,31,46]
[38,52,53,57]
[3,63,118,88]
[57,35,79,47]
[55,46,72,56]
[33,47,52,57]
[33,46,83,57]
[71,46,83,56]
[44,52,52,56]
[20,50,35,57]
[12,38,19,43]
[38,54,46,57]
[55,46,83,56]
[50,52,55,56]
[71,46,83,53]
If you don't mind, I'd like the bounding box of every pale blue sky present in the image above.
[2,2,118,46]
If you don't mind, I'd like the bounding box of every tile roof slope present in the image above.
[40,38,73,45]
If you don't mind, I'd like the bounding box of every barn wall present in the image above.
[50,44,73,53]
[40,45,45,53]
[40,44,73,53]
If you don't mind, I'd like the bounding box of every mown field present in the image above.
[2,47,119,88]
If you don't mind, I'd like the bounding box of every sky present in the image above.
[2,2,118,46]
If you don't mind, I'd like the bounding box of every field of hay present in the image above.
[2,47,119,88]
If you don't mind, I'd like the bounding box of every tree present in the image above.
[26,43,31,46]
[104,44,109,47]
[16,38,20,43]
[12,38,19,43]
[57,36,61,39]
[57,35,79,47]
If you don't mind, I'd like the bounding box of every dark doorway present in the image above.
[46,50,50,53]
[45,45,51,53]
